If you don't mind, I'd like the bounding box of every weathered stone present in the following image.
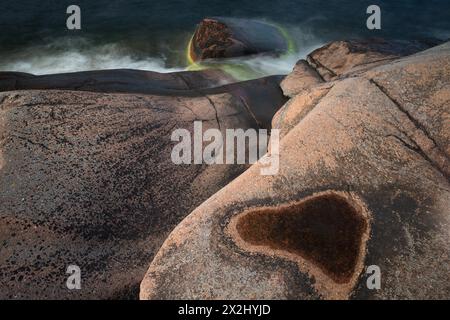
[272,83,332,139]
[0,69,236,95]
[140,42,450,300]
[280,60,324,97]
[306,38,441,81]
[0,74,286,299]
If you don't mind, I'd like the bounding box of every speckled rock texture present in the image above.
[140,42,450,300]
[0,74,286,299]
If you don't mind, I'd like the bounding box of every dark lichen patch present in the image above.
[235,193,368,284]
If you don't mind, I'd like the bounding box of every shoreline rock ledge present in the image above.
[0,70,286,299]
[140,40,450,300]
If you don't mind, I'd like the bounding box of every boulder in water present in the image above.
[190,17,289,62]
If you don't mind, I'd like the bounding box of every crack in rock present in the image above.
[370,78,450,180]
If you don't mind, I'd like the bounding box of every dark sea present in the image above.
[1,0,449,77]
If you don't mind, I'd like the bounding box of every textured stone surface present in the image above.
[190,17,288,61]
[272,83,333,139]
[280,60,324,97]
[0,69,236,95]
[0,74,286,299]
[306,38,441,81]
[140,42,450,300]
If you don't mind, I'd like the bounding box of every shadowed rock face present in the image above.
[0,70,286,130]
[0,69,236,95]
[140,41,450,300]
[0,73,286,299]
[190,17,288,62]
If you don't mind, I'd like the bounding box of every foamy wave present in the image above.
[0,42,183,75]
[0,25,324,78]
[237,43,323,77]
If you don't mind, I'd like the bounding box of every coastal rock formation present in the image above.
[140,41,450,300]
[0,75,286,299]
[272,83,333,139]
[190,17,288,62]
[0,69,236,95]
[279,39,440,98]
[280,60,324,98]
[306,38,441,81]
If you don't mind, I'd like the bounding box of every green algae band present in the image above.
[190,17,289,62]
